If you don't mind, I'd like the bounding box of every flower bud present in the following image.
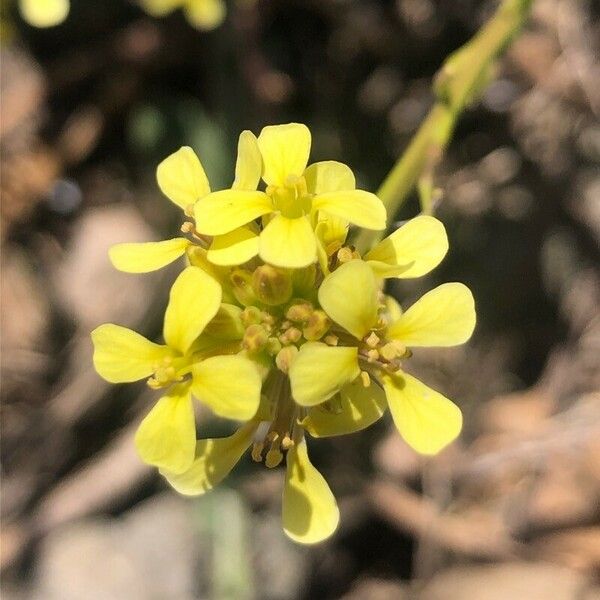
[302,310,330,341]
[252,265,292,306]
[241,306,263,327]
[230,268,256,307]
[292,265,316,298]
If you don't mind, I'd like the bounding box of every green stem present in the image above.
[354,0,533,252]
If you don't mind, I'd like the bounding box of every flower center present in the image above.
[147,356,188,389]
[267,175,312,219]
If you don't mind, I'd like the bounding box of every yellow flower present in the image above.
[109,133,262,274]
[315,259,476,454]
[91,266,262,473]
[19,0,69,27]
[140,0,225,30]
[194,123,387,268]
[91,122,477,546]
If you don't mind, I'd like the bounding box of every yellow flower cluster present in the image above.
[92,123,476,544]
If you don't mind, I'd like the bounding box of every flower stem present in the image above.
[354,0,534,252]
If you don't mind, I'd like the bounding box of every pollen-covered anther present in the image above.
[360,371,371,387]
[337,247,355,264]
[251,442,264,463]
[365,332,380,348]
[180,221,195,234]
[265,443,284,468]
[302,310,330,341]
[243,324,269,352]
[280,434,294,451]
[367,349,380,363]
[286,300,313,323]
[252,265,293,306]
[276,345,299,373]
[324,334,339,346]
[280,327,302,345]
[380,342,401,361]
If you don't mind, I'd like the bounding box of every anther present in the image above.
[286,301,313,323]
[365,332,380,348]
[180,221,195,234]
[265,447,283,468]
[367,349,380,363]
[324,334,339,346]
[280,434,294,450]
[251,442,264,462]
[360,371,371,387]
[303,310,330,341]
[243,324,269,353]
[276,345,298,373]
[337,247,354,263]
[380,342,400,361]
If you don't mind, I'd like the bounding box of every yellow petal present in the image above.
[184,0,226,30]
[303,161,355,194]
[233,130,262,191]
[192,355,262,420]
[318,260,379,339]
[257,123,311,186]
[161,421,258,495]
[135,383,196,473]
[365,215,448,278]
[259,215,317,268]
[312,190,386,231]
[387,282,476,347]
[194,190,272,235]
[382,371,462,455]
[91,324,174,383]
[19,0,69,27]
[109,238,190,273]
[383,294,403,324]
[163,267,221,353]
[206,227,259,266]
[282,438,339,544]
[302,378,387,437]
[289,342,360,407]
[156,146,210,210]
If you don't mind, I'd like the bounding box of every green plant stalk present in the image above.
[354,0,533,252]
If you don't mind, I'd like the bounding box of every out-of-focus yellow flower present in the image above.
[140,0,225,30]
[91,266,262,473]
[19,0,69,27]
[194,123,387,268]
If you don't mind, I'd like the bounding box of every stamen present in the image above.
[365,332,380,348]
[251,442,264,462]
[367,349,380,362]
[360,371,371,387]
[324,334,339,346]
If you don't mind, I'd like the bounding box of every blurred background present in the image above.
[1,0,599,598]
